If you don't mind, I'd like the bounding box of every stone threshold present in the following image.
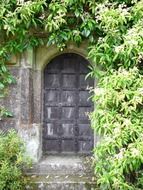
[26,155,93,176]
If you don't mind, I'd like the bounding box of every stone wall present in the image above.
[0,67,21,130]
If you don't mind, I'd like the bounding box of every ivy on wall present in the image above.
[0,0,143,189]
[0,0,143,116]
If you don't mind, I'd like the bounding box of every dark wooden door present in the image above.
[43,53,94,154]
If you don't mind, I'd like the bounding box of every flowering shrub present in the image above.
[90,67,143,189]
[0,130,29,190]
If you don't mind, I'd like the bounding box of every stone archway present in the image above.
[2,43,97,163]
[43,53,94,155]
[2,41,98,188]
[19,42,98,162]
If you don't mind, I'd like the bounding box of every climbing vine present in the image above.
[0,0,143,189]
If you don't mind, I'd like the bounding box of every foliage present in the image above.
[86,0,143,189]
[90,67,143,189]
[0,130,29,190]
[0,0,143,189]
[86,1,143,189]
[0,106,13,120]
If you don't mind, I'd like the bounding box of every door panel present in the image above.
[43,53,94,154]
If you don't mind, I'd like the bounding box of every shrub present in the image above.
[0,130,29,190]
[90,67,143,189]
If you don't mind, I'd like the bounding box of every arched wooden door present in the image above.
[43,53,94,154]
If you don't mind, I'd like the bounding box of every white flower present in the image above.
[123,119,131,126]
[115,148,125,160]
[131,148,140,157]
[94,88,105,96]
[114,127,121,134]
[138,88,143,95]
[114,45,124,53]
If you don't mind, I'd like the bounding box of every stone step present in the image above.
[26,174,97,190]
[26,155,93,176]
[25,156,96,190]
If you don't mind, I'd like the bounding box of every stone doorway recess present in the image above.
[26,49,96,189]
[14,43,99,163]
[4,44,98,188]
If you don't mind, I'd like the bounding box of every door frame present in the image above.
[30,42,98,161]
